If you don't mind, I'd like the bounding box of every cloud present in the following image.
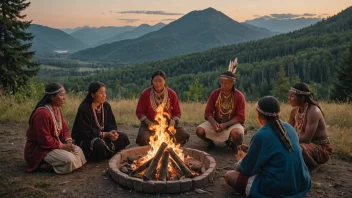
[117,18,140,23]
[302,13,316,17]
[253,15,261,17]
[161,18,175,22]
[270,13,301,19]
[321,13,330,16]
[118,10,183,16]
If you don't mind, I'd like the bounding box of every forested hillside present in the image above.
[64,7,352,101]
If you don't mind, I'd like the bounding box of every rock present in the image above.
[120,166,129,173]
[185,157,203,171]
[194,188,211,195]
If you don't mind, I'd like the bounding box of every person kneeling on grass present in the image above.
[24,83,86,174]
[288,83,332,173]
[225,96,311,197]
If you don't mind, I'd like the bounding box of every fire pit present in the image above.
[109,104,216,193]
[109,146,216,193]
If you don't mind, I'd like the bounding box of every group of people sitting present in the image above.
[24,60,332,197]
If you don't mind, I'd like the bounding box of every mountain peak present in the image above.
[138,24,151,28]
[203,7,218,12]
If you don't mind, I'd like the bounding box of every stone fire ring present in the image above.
[109,145,216,194]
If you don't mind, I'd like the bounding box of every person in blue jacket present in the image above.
[225,96,311,197]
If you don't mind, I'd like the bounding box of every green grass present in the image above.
[1,95,351,157]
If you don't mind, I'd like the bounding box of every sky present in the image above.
[25,0,352,28]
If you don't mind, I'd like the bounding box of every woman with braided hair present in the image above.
[225,96,311,197]
[288,83,332,173]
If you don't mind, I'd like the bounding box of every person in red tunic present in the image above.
[24,83,86,174]
[196,58,246,152]
[135,70,190,146]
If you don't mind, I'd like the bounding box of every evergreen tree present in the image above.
[271,65,289,101]
[186,77,204,102]
[0,0,39,93]
[332,44,352,101]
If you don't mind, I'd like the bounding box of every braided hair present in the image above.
[257,96,292,151]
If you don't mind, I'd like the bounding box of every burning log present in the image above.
[143,142,168,181]
[167,148,194,178]
[130,158,152,176]
[127,155,141,164]
[158,151,169,181]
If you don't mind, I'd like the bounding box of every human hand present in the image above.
[219,123,227,130]
[237,144,249,153]
[109,130,119,141]
[61,143,74,152]
[145,119,154,128]
[212,123,222,132]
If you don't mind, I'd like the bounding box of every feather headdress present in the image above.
[220,58,238,81]
[228,57,238,74]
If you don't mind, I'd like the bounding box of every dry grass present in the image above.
[0,96,351,156]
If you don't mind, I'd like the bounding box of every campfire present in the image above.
[119,104,200,181]
[109,104,216,193]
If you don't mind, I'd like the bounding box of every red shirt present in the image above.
[136,87,181,121]
[204,88,246,123]
[24,107,71,172]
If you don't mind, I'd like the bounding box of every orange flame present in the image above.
[139,103,184,170]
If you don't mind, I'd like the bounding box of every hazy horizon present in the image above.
[25,0,351,29]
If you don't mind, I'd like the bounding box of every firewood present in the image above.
[143,142,168,181]
[158,151,169,181]
[127,155,141,164]
[129,158,152,176]
[167,148,194,178]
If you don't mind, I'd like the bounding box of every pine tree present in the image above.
[271,65,289,101]
[0,0,39,93]
[186,77,204,102]
[332,44,352,102]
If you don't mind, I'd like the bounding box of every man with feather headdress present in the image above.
[196,58,246,153]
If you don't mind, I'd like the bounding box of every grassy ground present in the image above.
[0,95,351,157]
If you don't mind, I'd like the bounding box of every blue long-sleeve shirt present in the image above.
[239,121,311,197]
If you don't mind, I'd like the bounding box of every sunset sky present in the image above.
[25,0,352,28]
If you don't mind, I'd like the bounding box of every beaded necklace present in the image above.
[44,105,62,137]
[92,103,104,131]
[150,87,169,111]
[216,91,236,119]
[295,103,308,135]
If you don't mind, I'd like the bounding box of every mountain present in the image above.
[96,23,166,46]
[60,26,88,34]
[241,23,279,36]
[70,26,135,46]
[244,17,322,33]
[71,8,276,63]
[65,6,352,101]
[28,24,89,56]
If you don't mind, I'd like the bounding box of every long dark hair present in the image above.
[151,70,166,85]
[28,83,64,124]
[83,81,106,103]
[257,96,292,151]
[292,83,324,116]
[220,71,236,91]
